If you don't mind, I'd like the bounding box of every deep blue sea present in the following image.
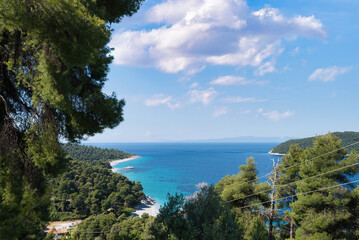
[88,143,279,206]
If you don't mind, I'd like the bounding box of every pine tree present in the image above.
[276,144,304,239]
[291,134,359,239]
[151,185,241,240]
[215,157,271,240]
[0,0,143,238]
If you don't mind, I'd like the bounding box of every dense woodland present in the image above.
[52,134,359,240]
[62,143,133,166]
[0,0,144,239]
[271,131,359,154]
[48,160,145,220]
[46,144,147,236]
[2,1,359,240]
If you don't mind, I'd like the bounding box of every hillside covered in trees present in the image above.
[0,0,144,238]
[271,131,359,154]
[51,134,359,240]
[49,144,144,221]
[62,143,133,166]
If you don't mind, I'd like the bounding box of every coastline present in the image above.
[268,149,285,156]
[132,196,160,217]
[109,155,142,167]
[109,155,160,217]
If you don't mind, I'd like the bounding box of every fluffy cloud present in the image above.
[110,0,326,74]
[221,96,265,103]
[254,61,277,76]
[210,75,267,85]
[262,110,294,121]
[308,66,352,82]
[213,106,229,117]
[187,87,217,105]
[144,94,180,109]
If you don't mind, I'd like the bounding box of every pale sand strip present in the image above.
[268,149,285,156]
[109,155,141,167]
[109,156,160,217]
[132,197,160,217]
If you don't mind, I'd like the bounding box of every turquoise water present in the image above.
[90,143,278,206]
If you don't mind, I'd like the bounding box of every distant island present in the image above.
[270,131,359,154]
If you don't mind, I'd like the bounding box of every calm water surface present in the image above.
[88,143,279,205]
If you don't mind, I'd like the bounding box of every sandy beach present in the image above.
[109,155,141,167]
[268,149,285,156]
[132,197,160,217]
[109,156,160,217]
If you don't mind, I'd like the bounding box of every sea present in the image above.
[89,142,279,206]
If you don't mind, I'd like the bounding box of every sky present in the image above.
[86,0,359,143]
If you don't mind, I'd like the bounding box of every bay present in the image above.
[88,142,279,205]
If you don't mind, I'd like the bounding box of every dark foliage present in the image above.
[62,143,133,167]
[271,131,359,154]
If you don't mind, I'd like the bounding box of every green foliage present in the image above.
[275,144,304,238]
[289,134,359,239]
[49,160,145,220]
[215,157,270,240]
[216,157,271,209]
[271,131,359,154]
[236,213,267,240]
[151,185,241,240]
[62,143,133,167]
[0,0,143,238]
[72,213,154,240]
[72,212,118,240]
[106,214,154,240]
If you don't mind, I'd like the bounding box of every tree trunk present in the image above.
[268,161,278,240]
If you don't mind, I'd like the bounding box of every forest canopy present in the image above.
[271,131,359,154]
[62,143,133,166]
[0,0,144,239]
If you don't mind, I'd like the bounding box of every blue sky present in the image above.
[86,0,359,143]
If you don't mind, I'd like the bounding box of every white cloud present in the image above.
[144,94,180,109]
[210,75,267,86]
[262,110,294,121]
[254,61,277,76]
[257,108,264,113]
[187,87,217,105]
[308,66,352,82]
[221,96,265,103]
[213,106,229,117]
[189,82,199,88]
[110,0,326,74]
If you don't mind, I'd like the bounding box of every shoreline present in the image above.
[132,196,160,217]
[109,155,160,217]
[268,149,285,156]
[109,155,142,167]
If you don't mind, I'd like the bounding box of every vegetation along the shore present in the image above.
[47,143,148,238]
[271,131,359,154]
[62,143,133,167]
[54,133,359,240]
[0,0,144,238]
[1,0,359,239]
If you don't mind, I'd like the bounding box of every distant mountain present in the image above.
[271,131,359,154]
[189,136,295,143]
